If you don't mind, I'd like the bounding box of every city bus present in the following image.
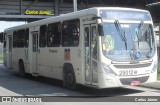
[3,7,157,89]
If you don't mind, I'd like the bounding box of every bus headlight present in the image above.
[151,62,158,73]
[102,63,117,76]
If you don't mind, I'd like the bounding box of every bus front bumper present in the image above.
[97,71,157,89]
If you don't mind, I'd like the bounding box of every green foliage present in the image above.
[0,55,3,61]
[158,64,160,80]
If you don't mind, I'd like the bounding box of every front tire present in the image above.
[64,67,76,90]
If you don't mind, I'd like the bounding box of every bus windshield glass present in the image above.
[100,10,151,21]
[101,23,155,61]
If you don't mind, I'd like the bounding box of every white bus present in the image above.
[3,7,157,89]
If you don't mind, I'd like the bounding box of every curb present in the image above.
[140,81,160,89]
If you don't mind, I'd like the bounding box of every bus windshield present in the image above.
[101,23,155,61]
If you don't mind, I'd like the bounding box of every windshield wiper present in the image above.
[136,21,144,49]
[137,21,144,40]
[114,20,127,50]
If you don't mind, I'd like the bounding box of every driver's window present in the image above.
[84,27,89,56]
[92,26,98,60]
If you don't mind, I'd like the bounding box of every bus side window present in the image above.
[3,41,6,48]
[0,33,3,43]
[62,19,80,47]
[47,22,61,47]
[25,28,29,48]
[13,31,17,48]
[17,29,25,48]
[3,33,6,48]
[39,25,47,47]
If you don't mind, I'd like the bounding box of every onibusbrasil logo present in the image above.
[1,97,42,102]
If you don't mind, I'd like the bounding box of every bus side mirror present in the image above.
[98,24,104,36]
[92,16,104,36]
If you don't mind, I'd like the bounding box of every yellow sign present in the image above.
[25,10,53,15]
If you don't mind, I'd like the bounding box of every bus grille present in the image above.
[120,76,149,85]
[114,63,152,69]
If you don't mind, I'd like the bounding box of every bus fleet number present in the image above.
[119,70,137,76]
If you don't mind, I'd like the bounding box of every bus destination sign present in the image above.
[25,10,54,15]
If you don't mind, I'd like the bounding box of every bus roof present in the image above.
[4,7,149,32]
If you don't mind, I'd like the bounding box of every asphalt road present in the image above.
[0,62,160,105]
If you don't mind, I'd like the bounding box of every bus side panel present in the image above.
[38,47,64,80]
[69,47,83,84]
[5,32,13,69]
[12,48,26,72]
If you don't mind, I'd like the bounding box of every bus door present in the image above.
[84,24,98,86]
[31,32,39,74]
[6,35,12,68]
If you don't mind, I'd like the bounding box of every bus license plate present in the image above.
[119,70,137,76]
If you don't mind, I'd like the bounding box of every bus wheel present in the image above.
[18,60,26,77]
[64,67,76,90]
